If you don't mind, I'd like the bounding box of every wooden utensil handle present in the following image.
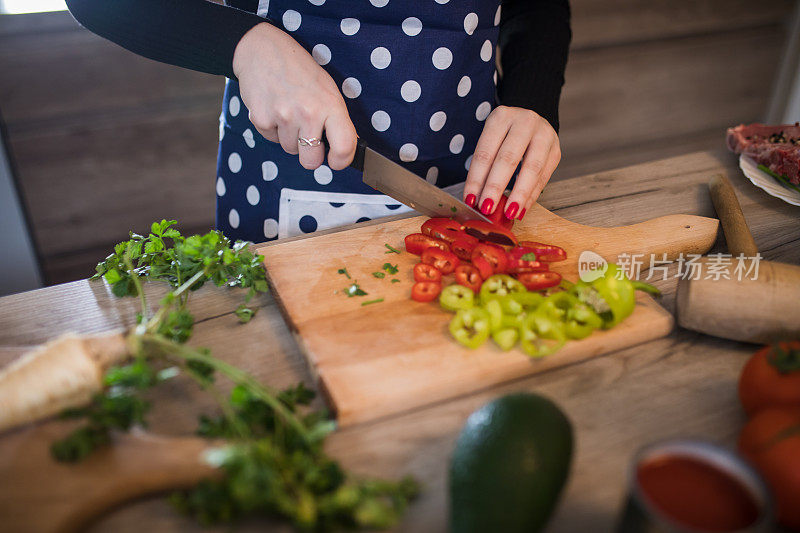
[708,174,758,256]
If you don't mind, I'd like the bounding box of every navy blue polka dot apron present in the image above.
[216,0,501,243]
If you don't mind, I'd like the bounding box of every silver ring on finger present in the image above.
[298,137,322,147]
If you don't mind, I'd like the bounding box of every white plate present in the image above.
[739,154,800,207]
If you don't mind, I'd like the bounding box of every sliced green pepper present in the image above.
[564,302,603,340]
[479,274,526,305]
[497,294,524,316]
[492,327,519,351]
[483,299,504,332]
[519,312,566,358]
[440,284,475,312]
[510,291,545,311]
[449,308,491,349]
[572,264,660,329]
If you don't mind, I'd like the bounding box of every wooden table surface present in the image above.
[1,149,798,532]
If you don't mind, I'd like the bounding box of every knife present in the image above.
[346,138,492,223]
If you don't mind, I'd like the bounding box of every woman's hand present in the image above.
[463,106,561,221]
[232,23,357,170]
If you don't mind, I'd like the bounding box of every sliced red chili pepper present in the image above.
[471,243,508,274]
[404,233,450,256]
[472,255,494,280]
[506,259,549,275]
[421,218,464,243]
[413,262,442,282]
[411,281,441,302]
[462,220,518,247]
[486,193,515,231]
[454,264,482,293]
[450,236,479,261]
[421,247,460,275]
[516,241,567,262]
[516,271,562,291]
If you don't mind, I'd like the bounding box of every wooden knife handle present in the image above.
[708,174,759,256]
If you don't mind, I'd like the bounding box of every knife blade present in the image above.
[347,139,492,223]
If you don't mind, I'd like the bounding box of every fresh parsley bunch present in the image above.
[52,220,418,531]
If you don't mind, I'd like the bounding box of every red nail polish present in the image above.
[480,198,494,215]
[465,194,476,208]
[517,208,527,220]
[505,202,519,219]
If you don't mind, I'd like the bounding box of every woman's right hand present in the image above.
[232,22,357,170]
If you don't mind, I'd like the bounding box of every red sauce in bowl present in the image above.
[637,455,760,532]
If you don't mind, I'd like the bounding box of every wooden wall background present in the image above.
[0,0,795,285]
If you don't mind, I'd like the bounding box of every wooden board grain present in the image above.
[256,205,718,426]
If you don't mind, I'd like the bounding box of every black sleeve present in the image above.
[64,0,265,80]
[497,0,571,133]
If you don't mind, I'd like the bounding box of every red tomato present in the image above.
[421,218,464,243]
[404,233,450,256]
[739,341,800,416]
[516,271,562,291]
[472,255,494,280]
[421,247,460,275]
[462,220,518,247]
[486,193,515,231]
[411,281,441,302]
[471,243,508,274]
[516,241,567,262]
[451,238,478,261]
[413,263,442,283]
[739,407,800,530]
[454,264,482,293]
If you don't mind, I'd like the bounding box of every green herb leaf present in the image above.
[361,298,384,306]
[391,279,401,283]
[345,282,368,297]
[384,244,401,254]
[372,272,385,279]
[382,263,399,275]
[451,206,457,213]
[235,304,257,323]
[337,267,351,279]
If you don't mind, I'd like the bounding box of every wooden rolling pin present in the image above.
[676,174,800,343]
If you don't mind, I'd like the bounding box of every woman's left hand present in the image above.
[463,106,561,222]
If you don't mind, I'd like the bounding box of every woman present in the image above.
[65,0,570,243]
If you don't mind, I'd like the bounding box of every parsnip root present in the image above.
[0,332,129,433]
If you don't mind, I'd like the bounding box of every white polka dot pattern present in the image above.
[399,143,418,162]
[476,101,492,121]
[216,176,226,196]
[429,111,447,132]
[228,96,240,117]
[494,5,502,25]
[246,185,260,205]
[340,17,360,35]
[308,0,325,5]
[426,166,438,184]
[457,76,472,97]
[401,17,422,36]
[312,44,331,65]
[370,0,388,6]
[243,128,255,148]
[401,80,421,102]
[371,110,391,132]
[370,47,391,69]
[342,77,362,98]
[262,160,278,181]
[228,152,242,173]
[432,47,452,70]
[464,13,478,35]
[282,10,302,31]
[449,134,465,154]
[480,40,493,62]
[228,209,240,229]
[314,165,333,185]
[264,218,279,239]
[464,154,473,171]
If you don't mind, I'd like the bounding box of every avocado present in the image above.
[449,393,573,533]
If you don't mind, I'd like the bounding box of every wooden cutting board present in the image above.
[255,203,718,427]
